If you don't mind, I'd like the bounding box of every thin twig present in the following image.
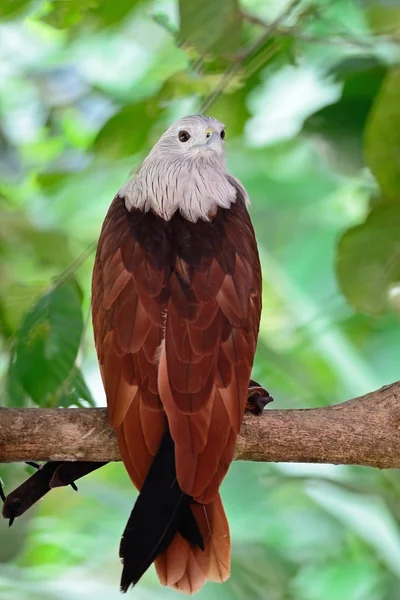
[200,0,302,113]
[241,10,400,50]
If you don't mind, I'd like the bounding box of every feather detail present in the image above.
[175,389,231,501]
[155,534,191,587]
[120,391,156,485]
[191,495,230,583]
[158,346,213,454]
[172,548,208,594]
[155,494,230,594]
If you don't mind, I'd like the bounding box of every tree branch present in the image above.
[1,381,400,468]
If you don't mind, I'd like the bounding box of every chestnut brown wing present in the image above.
[92,196,168,490]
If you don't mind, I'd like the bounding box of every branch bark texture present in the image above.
[1,382,400,468]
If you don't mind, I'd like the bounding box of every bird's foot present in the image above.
[49,461,107,490]
[246,379,274,416]
[1,461,108,526]
[25,461,78,491]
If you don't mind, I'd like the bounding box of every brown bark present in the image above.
[1,381,400,467]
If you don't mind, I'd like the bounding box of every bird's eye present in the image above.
[178,130,191,143]
[220,130,225,140]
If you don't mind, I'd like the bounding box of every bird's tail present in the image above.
[119,429,230,593]
[155,493,231,594]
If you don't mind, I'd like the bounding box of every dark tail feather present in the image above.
[119,430,204,592]
[179,503,204,550]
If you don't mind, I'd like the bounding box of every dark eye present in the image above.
[220,130,225,140]
[178,130,190,142]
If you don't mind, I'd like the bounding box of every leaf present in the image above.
[178,0,242,55]
[40,0,142,30]
[41,0,92,29]
[93,101,165,158]
[293,558,382,600]
[159,71,217,100]
[0,211,74,269]
[211,86,250,138]
[56,366,95,407]
[89,0,142,28]
[5,357,26,407]
[0,0,30,18]
[210,69,262,138]
[364,69,400,200]
[304,57,386,171]
[1,282,46,334]
[36,172,71,195]
[336,203,400,315]
[367,3,400,36]
[14,280,83,405]
[24,230,74,269]
[307,481,400,578]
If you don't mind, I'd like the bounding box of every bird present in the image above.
[91,114,262,594]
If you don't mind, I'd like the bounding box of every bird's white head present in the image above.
[152,115,226,162]
[120,115,246,223]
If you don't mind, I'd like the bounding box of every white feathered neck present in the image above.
[118,115,248,223]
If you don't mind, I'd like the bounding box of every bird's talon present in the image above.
[8,516,15,527]
[246,380,273,416]
[71,482,78,492]
[246,395,272,415]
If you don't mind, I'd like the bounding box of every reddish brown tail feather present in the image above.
[155,493,230,594]
[118,427,230,593]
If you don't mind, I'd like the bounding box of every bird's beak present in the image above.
[205,129,223,153]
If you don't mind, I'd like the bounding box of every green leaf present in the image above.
[293,558,382,600]
[304,57,386,171]
[56,366,95,407]
[0,211,74,269]
[5,357,27,407]
[178,0,242,55]
[36,172,71,195]
[1,282,46,334]
[89,0,142,28]
[336,204,400,315]
[367,3,400,36]
[159,71,218,100]
[93,100,165,158]
[0,0,30,18]
[40,0,142,29]
[24,229,74,269]
[41,0,100,29]
[41,0,89,29]
[211,86,250,138]
[210,69,262,138]
[365,69,400,200]
[14,280,83,405]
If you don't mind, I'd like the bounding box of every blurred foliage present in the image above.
[0,0,400,599]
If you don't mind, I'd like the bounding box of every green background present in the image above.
[1,1,400,598]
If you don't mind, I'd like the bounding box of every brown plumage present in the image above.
[91,115,262,594]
